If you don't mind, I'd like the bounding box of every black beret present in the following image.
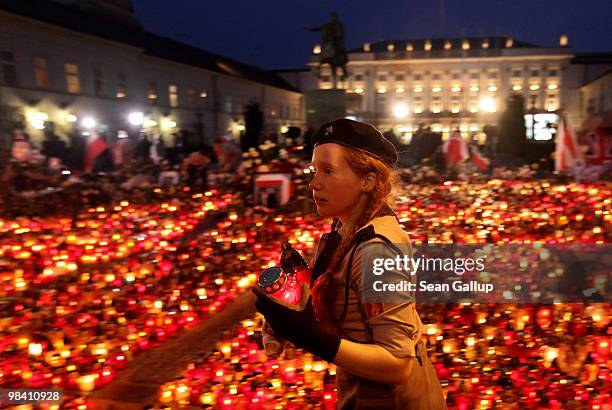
[312,118,398,164]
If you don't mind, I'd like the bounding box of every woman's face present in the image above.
[309,143,368,222]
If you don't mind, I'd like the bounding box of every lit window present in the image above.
[424,40,432,51]
[187,88,196,107]
[431,96,442,113]
[93,68,104,96]
[200,89,208,98]
[375,93,386,114]
[462,40,470,50]
[169,84,179,107]
[469,98,478,112]
[512,84,522,91]
[116,71,126,98]
[444,41,451,50]
[64,63,80,94]
[34,57,48,88]
[148,81,158,101]
[413,96,423,113]
[406,43,413,51]
[1,51,17,85]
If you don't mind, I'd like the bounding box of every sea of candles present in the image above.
[157,317,337,409]
[1,178,610,409]
[154,179,610,409]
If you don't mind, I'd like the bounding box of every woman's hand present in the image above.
[254,291,341,362]
[254,290,414,385]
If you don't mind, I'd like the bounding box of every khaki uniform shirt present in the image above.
[313,215,447,410]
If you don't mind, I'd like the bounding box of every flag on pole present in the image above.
[84,134,109,172]
[555,113,582,173]
[443,130,469,168]
[471,145,490,171]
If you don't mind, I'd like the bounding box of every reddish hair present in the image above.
[312,146,397,329]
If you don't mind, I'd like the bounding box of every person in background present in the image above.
[111,130,133,171]
[149,133,166,165]
[182,149,210,189]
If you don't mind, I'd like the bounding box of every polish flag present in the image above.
[443,130,469,167]
[555,114,582,173]
[471,145,490,171]
[84,134,109,172]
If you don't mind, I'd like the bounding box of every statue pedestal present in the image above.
[305,89,346,129]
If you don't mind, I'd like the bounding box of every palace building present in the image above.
[311,36,574,142]
[0,0,304,148]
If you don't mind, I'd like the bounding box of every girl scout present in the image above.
[256,118,447,409]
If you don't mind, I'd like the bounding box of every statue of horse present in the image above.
[309,12,349,88]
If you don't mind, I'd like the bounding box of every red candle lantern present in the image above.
[536,307,552,329]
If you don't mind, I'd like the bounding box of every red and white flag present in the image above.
[84,134,109,172]
[555,114,582,172]
[443,130,469,168]
[471,145,490,170]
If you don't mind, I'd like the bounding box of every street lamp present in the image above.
[81,117,97,129]
[128,112,144,126]
[479,97,496,113]
[393,104,409,119]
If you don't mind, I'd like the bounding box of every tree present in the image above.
[497,94,527,157]
[242,102,264,152]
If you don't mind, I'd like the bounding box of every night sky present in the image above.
[132,0,612,70]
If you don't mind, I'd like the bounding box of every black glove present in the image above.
[254,291,341,362]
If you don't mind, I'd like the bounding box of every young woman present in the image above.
[256,118,447,409]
